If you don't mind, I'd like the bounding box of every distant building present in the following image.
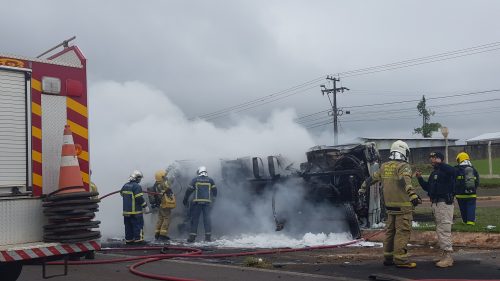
[466,132,500,145]
[356,137,458,150]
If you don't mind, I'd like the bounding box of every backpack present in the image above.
[463,166,476,194]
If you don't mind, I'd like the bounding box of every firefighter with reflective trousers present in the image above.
[454,152,479,226]
[152,170,176,242]
[183,166,217,243]
[359,140,421,268]
[121,170,150,245]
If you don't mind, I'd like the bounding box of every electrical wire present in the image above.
[193,42,500,121]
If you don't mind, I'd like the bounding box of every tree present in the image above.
[413,95,441,137]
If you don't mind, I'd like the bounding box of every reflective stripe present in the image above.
[123,211,142,215]
[456,194,477,198]
[386,201,412,207]
[134,192,144,198]
[384,251,393,257]
[122,191,133,195]
[394,253,408,259]
[193,199,211,202]
[466,221,476,225]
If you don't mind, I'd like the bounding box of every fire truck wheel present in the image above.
[0,261,23,281]
[344,203,361,239]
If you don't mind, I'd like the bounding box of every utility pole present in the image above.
[321,76,349,145]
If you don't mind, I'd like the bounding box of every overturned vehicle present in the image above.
[220,143,384,239]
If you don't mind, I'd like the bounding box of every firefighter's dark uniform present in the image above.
[121,180,147,243]
[183,175,217,242]
[360,160,418,266]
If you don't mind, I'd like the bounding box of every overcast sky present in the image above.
[2,0,499,142]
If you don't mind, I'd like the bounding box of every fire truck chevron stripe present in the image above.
[67,97,88,118]
[32,102,41,116]
[67,120,88,139]
[32,150,42,163]
[32,78,42,91]
[0,241,100,261]
[32,125,42,139]
[16,250,33,260]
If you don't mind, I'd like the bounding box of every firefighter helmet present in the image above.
[129,170,143,182]
[155,170,167,181]
[197,166,208,176]
[390,140,410,161]
[456,152,470,163]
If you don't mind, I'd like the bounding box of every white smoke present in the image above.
[89,81,352,244]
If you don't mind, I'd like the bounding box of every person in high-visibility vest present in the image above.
[454,152,479,226]
[359,140,421,268]
[153,170,175,242]
[121,170,149,245]
[183,166,217,243]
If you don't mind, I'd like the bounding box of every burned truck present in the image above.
[220,143,384,239]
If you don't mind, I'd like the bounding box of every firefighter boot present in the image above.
[383,257,394,266]
[187,234,196,243]
[436,251,453,268]
[395,262,417,269]
[205,234,211,242]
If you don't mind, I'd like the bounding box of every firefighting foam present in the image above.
[89,80,352,246]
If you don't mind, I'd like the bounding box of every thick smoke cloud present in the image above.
[89,80,344,241]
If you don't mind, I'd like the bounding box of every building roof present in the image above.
[466,132,500,142]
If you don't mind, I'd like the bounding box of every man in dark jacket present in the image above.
[121,170,149,245]
[415,152,455,268]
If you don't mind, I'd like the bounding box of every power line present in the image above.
[296,89,500,122]
[305,103,500,129]
[192,42,500,121]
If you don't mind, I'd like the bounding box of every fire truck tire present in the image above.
[344,203,361,239]
[0,262,23,281]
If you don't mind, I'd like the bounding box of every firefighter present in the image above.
[153,170,176,242]
[416,151,456,268]
[121,170,150,245]
[454,152,479,225]
[183,166,217,243]
[359,140,421,268]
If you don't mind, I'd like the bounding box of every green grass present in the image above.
[412,207,500,233]
[472,158,500,175]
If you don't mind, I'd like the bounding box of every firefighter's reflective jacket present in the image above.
[362,160,416,214]
[121,180,146,215]
[154,180,176,209]
[185,176,217,204]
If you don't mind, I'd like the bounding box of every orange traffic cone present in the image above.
[57,124,86,194]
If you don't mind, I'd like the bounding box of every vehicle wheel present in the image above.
[344,203,361,239]
[0,262,23,281]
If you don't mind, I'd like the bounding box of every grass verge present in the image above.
[413,206,500,233]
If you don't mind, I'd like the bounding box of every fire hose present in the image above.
[47,189,384,281]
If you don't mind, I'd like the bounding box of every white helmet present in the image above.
[197,166,208,177]
[129,170,143,182]
[389,140,410,162]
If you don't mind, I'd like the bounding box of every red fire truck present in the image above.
[0,38,100,280]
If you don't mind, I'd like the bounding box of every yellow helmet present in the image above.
[456,152,470,163]
[154,170,167,181]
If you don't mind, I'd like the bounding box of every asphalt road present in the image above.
[17,245,500,281]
